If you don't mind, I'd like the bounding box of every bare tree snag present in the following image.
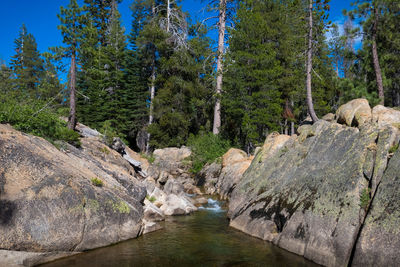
[372,5,384,105]
[212,0,226,135]
[306,0,318,123]
[68,49,77,130]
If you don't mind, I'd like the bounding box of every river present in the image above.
[41,198,318,267]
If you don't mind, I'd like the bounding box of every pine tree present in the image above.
[10,24,44,98]
[328,24,344,77]
[0,63,14,95]
[84,0,123,46]
[306,0,331,122]
[347,0,385,104]
[76,20,104,129]
[124,0,155,149]
[101,0,129,135]
[129,0,189,150]
[38,52,63,101]
[57,0,86,130]
[148,24,214,148]
[78,0,135,143]
[380,0,400,106]
[223,0,284,151]
[222,0,336,151]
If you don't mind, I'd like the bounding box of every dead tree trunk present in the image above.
[166,0,170,33]
[212,0,226,135]
[146,4,157,153]
[372,6,384,105]
[306,0,318,123]
[146,59,156,153]
[68,49,77,130]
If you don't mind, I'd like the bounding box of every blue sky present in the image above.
[0,0,354,66]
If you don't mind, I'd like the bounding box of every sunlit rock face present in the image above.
[0,124,145,253]
[225,99,400,266]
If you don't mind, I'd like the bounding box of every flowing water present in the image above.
[41,198,318,267]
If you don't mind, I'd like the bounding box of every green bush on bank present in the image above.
[0,98,80,146]
[187,132,230,174]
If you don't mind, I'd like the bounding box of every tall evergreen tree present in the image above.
[84,0,123,46]
[129,0,190,151]
[38,52,64,101]
[347,0,385,104]
[125,0,155,149]
[57,0,86,130]
[306,0,331,122]
[101,0,129,135]
[76,20,104,129]
[222,0,336,151]
[78,0,133,141]
[0,63,14,95]
[148,23,214,148]
[10,24,44,97]
[223,0,284,151]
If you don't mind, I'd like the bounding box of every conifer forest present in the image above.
[1,0,399,154]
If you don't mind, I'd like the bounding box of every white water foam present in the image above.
[199,198,224,212]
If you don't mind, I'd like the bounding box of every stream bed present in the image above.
[41,198,318,267]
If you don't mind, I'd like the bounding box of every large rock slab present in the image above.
[0,124,145,253]
[228,120,389,267]
[352,145,400,266]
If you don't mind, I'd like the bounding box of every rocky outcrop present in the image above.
[146,146,202,197]
[143,199,165,222]
[144,180,198,216]
[197,148,252,199]
[0,122,209,266]
[229,120,374,266]
[352,146,400,266]
[372,105,400,128]
[336,98,372,127]
[198,162,222,195]
[216,149,253,199]
[197,99,400,266]
[0,124,145,253]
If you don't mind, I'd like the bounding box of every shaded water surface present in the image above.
[41,198,318,267]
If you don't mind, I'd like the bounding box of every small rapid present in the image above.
[198,198,224,212]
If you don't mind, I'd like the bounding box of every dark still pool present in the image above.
[41,199,318,267]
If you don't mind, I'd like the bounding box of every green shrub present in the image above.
[360,187,371,210]
[389,143,399,154]
[91,177,104,187]
[187,132,231,174]
[100,120,118,146]
[0,98,80,146]
[140,152,155,164]
[146,195,156,202]
[99,146,110,154]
